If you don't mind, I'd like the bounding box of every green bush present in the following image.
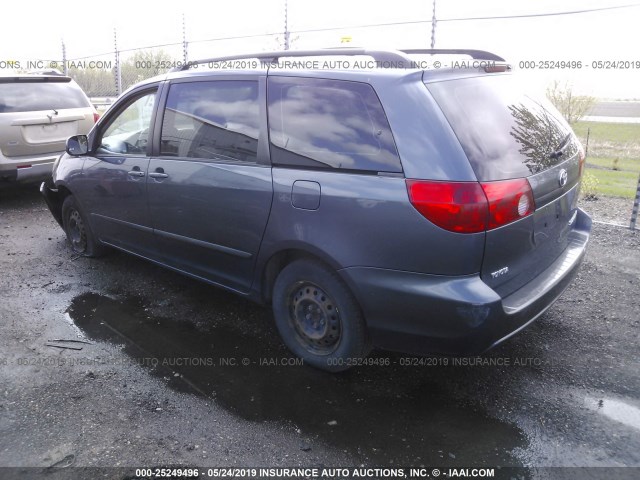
[581,171,600,201]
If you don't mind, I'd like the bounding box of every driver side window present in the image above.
[99,91,156,155]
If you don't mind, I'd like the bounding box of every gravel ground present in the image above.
[579,196,637,226]
[0,185,638,480]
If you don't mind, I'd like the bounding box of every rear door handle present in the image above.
[149,167,169,179]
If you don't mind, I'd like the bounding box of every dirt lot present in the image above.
[0,185,638,479]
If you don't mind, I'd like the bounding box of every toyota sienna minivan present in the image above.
[41,48,591,371]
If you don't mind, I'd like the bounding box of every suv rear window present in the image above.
[427,75,575,181]
[268,77,401,173]
[0,79,90,113]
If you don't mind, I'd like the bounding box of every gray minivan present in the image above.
[41,48,591,371]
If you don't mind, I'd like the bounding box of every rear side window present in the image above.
[268,77,401,173]
[0,80,90,112]
[160,80,259,163]
[427,75,576,181]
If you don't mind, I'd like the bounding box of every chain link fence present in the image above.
[62,42,191,110]
[61,30,281,111]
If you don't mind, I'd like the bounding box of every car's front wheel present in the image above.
[61,196,106,257]
[272,259,370,372]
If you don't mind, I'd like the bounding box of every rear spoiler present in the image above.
[0,75,72,83]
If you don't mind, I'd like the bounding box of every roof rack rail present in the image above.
[173,48,415,71]
[401,49,505,62]
[172,48,507,72]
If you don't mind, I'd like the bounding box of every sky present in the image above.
[2,0,639,98]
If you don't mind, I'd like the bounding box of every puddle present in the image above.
[68,292,528,467]
[586,396,640,430]
[63,311,89,339]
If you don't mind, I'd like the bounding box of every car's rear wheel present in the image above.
[61,196,105,257]
[272,259,370,372]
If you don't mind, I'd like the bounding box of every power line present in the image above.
[134,2,640,48]
[67,32,281,61]
[65,2,640,61]
[288,3,640,34]
[440,2,640,22]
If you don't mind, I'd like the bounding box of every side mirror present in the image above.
[66,135,89,156]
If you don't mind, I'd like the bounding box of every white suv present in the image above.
[0,72,97,185]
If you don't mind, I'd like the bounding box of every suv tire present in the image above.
[272,259,370,371]
[62,196,106,257]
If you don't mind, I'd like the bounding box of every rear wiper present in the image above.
[549,133,572,159]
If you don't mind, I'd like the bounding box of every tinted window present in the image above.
[268,77,401,172]
[160,81,259,163]
[427,75,576,181]
[99,92,156,155]
[0,80,90,112]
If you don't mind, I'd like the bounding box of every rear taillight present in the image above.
[406,178,535,234]
[406,180,488,233]
[578,144,585,177]
[481,178,535,230]
[93,112,100,124]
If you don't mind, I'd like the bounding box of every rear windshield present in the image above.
[427,75,575,181]
[0,80,90,113]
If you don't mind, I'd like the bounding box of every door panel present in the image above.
[147,79,272,292]
[81,156,152,252]
[78,89,158,254]
[147,159,273,292]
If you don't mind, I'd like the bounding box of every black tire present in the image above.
[61,195,106,257]
[272,259,371,372]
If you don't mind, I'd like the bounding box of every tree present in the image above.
[119,50,177,91]
[546,81,596,124]
[67,67,116,97]
[508,103,566,174]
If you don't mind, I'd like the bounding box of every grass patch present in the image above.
[586,166,640,199]
[586,157,640,173]
[573,121,640,144]
[573,121,640,160]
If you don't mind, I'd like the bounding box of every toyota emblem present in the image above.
[558,169,568,187]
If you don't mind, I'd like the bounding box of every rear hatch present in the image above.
[427,74,584,298]
[0,76,94,158]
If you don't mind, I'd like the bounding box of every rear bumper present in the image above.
[0,153,59,184]
[340,208,591,356]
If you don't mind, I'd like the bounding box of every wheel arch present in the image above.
[258,247,344,305]
[42,182,73,228]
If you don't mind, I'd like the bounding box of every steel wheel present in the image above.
[272,259,371,371]
[61,195,106,258]
[289,282,342,355]
[67,208,87,253]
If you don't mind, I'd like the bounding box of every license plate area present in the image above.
[533,186,578,249]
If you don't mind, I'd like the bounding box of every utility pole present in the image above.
[631,174,640,230]
[182,13,188,64]
[430,0,437,48]
[114,28,122,96]
[61,40,67,75]
[284,0,290,50]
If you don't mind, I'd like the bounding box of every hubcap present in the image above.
[289,283,341,354]
[68,209,87,253]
